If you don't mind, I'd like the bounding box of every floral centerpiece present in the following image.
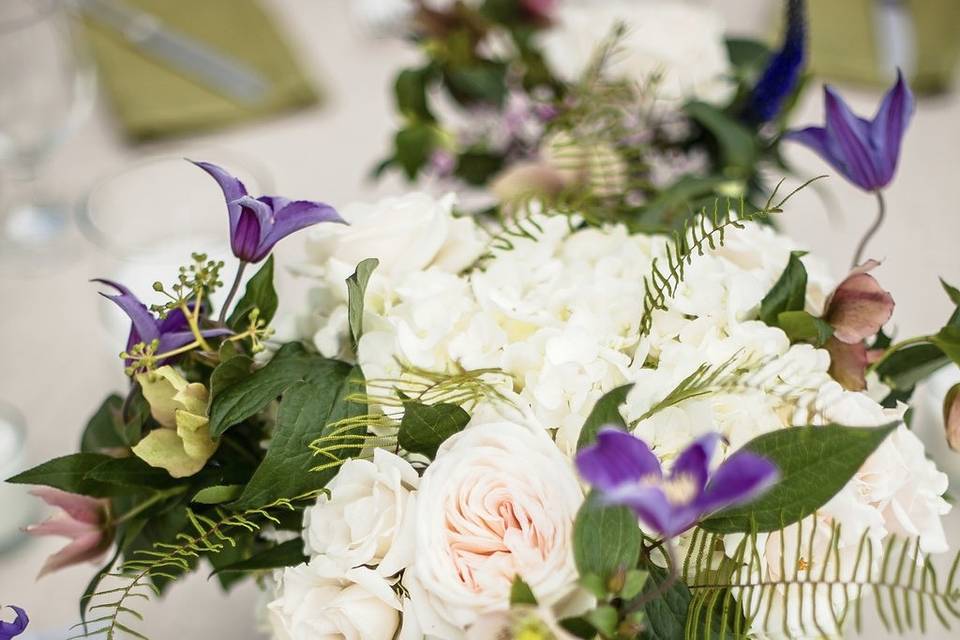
[7,2,960,640]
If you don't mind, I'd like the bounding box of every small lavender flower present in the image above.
[785,71,915,192]
[576,429,778,537]
[0,606,28,640]
[192,161,345,264]
[744,0,806,123]
[93,279,230,359]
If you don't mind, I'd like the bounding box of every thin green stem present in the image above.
[112,486,188,526]
[868,335,933,373]
[852,191,886,268]
[218,261,248,325]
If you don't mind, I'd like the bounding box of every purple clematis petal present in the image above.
[0,606,28,640]
[695,451,780,515]
[577,427,662,490]
[786,71,915,191]
[192,160,345,263]
[670,432,721,493]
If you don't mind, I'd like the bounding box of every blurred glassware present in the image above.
[76,151,271,359]
[0,0,96,255]
[0,402,35,553]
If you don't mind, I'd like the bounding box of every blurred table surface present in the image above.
[1,1,958,638]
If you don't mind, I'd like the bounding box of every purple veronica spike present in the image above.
[0,606,28,640]
[785,70,915,191]
[744,0,806,124]
[191,160,345,263]
[576,428,779,537]
[93,280,231,361]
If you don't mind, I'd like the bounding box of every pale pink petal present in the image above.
[37,531,109,578]
[944,383,960,451]
[826,337,869,391]
[26,514,98,539]
[29,488,106,525]
[824,260,895,344]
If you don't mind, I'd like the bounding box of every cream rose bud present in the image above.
[268,558,401,640]
[304,448,419,577]
[408,421,584,639]
[304,192,485,277]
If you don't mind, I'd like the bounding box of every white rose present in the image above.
[267,557,401,640]
[407,421,584,638]
[305,192,485,277]
[304,448,419,576]
[539,0,732,104]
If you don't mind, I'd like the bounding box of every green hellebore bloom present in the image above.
[133,366,218,478]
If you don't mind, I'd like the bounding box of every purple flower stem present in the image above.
[852,191,886,268]
[218,261,248,325]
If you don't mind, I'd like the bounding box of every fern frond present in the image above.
[73,495,316,639]
[681,519,960,639]
[638,176,823,337]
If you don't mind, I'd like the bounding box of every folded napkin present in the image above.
[82,0,320,141]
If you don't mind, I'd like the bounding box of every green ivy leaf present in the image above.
[398,401,470,459]
[7,453,119,496]
[510,576,538,606]
[209,343,347,437]
[231,366,364,510]
[192,484,244,504]
[347,258,379,353]
[227,255,278,330]
[700,423,898,533]
[777,310,834,347]
[576,384,633,451]
[210,538,308,576]
[573,492,643,585]
[80,394,125,454]
[759,251,808,325]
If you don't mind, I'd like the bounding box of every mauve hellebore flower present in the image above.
[25,488,114,578]
[93,280,230,359]
[576,429,778,537]
[786,71,914,192]
[192,161,344,264]
[744,0,806,124]
[0,606,28,640]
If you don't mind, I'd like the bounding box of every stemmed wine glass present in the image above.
[0,0,95,259]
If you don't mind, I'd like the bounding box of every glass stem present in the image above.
[852,191,886,268]
[218,261,248,325]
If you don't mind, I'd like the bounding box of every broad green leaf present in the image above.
[941,278,960,306]
[209,343,347,437]
[685,101,757,172]
[576,384,633,451]
[80,394,125,454]
[445,63,507,106]
[875,343,950,390]
[395,67,434,121]
[573,491,643,584]
[510,576,538,606]
[210,538,308,576]
[394,123,439,179]
[227,255,279,330]
[931,326,960,366]
[398,401,470,459]
[725,37,771,74]
[634,175,731,229]
[231,365,364,509]
[585,605,618,637]
[700,423,898,533]
[759,251,808,325]
[454,150,504,186]
[192,484,244,504]
[777,310,833,347]
[639,563,691,640]
[7,453,118,496]
[208,352,254,407]
[86,456,181,489]
[347,258,379,352]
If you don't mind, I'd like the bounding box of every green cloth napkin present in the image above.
[808,0,960,93]
[82,0,320,141]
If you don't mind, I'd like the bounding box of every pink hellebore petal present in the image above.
[25,488,113,578]
[944,383,960,452]
[826,337,870,391]
[824,259,895,344]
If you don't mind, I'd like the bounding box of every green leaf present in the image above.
[931,326,960,366]
[394,123,439,179]
[209,343,347,437]
[80,394,126,454]
[759,251,808,325]
[192,484,244,504]
[208,352,254,407]
[685,101,758,172]
[454,150,504,186]
[576,384,633,451]
[395,67,434,121]
[941,278,960,306]
[210,538,308,576]
[725,37,771,74]
[231,365,364,509]
[347,258,379,352]
[86,456,181,489]
[510,576,538,606]
[573,491,643,585]
[700,423,899,533]
[7,453,119,496]
[445,63,507,105]
[639,563,691,640]
[621,569,649,600]
[585,605,618,637]
[398,401,470,459]
[777,310,834,347]
[227,256,279,330]
[875,343,950,391]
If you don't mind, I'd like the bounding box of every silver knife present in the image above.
[78,0,270,106]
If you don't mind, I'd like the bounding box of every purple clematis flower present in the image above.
[744,0,806,124]
[576,429,779,537]
[0,606,27,640]
[93,279,231,358]
[785,70,915,191]
[192,160,345,263]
